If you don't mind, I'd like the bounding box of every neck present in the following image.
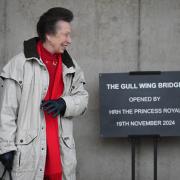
[42,41,55,54]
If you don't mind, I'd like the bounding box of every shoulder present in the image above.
[6,52,26,67]
[71,57,83,73]
[0,52,26,86]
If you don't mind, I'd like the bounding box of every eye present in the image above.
[65,33,70,37]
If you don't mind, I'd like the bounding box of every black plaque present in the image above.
[99,71,180,137]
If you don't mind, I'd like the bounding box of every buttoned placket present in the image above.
[38,59,49,177]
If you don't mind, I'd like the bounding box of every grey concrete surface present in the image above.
[0,0,180,180]
[141,0,180,71]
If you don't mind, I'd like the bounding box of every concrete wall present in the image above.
[0,0,180,179]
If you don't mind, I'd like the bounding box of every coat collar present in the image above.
[23,37,75,68]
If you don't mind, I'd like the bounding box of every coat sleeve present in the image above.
[61,66,89,118]
[0,79,21,154]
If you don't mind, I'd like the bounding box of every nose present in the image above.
[67,35,72,44]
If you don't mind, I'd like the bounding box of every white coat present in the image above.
[0,37,89,180]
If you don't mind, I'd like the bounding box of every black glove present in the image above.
[41,98,66,118]
[0,151,14,171]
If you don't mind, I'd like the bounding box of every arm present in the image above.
[0,79,21,154]
[62,67,89,118]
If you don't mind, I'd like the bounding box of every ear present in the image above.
[46,34,51,42]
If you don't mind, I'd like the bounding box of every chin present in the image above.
[60,49,65,53]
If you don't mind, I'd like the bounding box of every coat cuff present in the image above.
[61,96,75,117]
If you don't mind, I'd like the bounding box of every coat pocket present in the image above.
[13,130,38,172]
[60,136,77,178]
[62,136,75,149]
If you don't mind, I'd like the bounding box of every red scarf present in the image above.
[37,41,63,180]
